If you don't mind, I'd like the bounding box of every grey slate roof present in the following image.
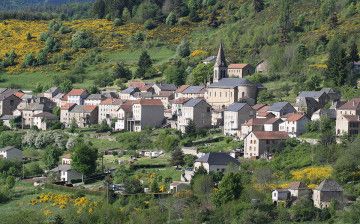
[215,43,227,67]
[295,97,319,108]
[70,105,97,113]
[226,103,247,112]
[86,94,105,100]
[203,55,216,63]
[0,115,17,120]
[121,87,139,94]
[196,152,240,166]
[33,112,58,120]
[50,164,73,172]
[45,87,60,93]
[316,179,343,192]
[154,83,177,91]
[269,102,290,112]
[298,91,325,99]
[0,146,20,152]
[23,103,46,111]
[208,78,253,88]
[182,86,205,94]
[183,98,205,107]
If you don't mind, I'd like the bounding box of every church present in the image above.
[205,43,260,110]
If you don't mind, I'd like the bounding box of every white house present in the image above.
[279,113,310,137]
[50,164,82,183]
[67,89,89,105]
[223,103,255,137]
[194,152,239,173]
[272,189,291,205]
[0,146,23,161]
[169,181,190,193]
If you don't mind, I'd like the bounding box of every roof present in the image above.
[134,99,163,106]
[45,87,60,93]
[316,179,343,192]
[67,89,87,96]
[32,112,58,120]
[175,85,190,93]
[252,104,267,111]
[61,103,76,110]
[155,91,174,97]
[298,91,325,99]
[50,164,73,172]
[86,94,105,101]
[251,131,289,140]
[153,83,177,91]
[203,55,216,63]
[208,78,253,88]
[100,98,123,105]
[264,117,281,124]
[214,43,227,67]
[320,88,337,94]
[0,146,20,152]
[182,86,205,94]
[284,113,307,122]
[171,98,190,105]
[295,97,320,109]
[170,181,190,187]
[22,103,46,111]
[15,91,25,98]
[0,115,17,120]
[70,105,97,113]
[243,118,269,126]
[338,98,360,110]
[226,103,247,112]
[195,152,239,166]
[289,182,309,190]
[183,98,206,107]
[343,115,360,122]
[269,102,291,112]
[121,87,139,94]
[228,63,251,69]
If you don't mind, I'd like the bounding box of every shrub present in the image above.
[144,19,157,30]
[113,18,123,26]
[71,31,94,49]
[166,12,177,25]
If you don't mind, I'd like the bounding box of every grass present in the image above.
[0,71,57,90]
[135,167,182,182]
[89,138,124,152]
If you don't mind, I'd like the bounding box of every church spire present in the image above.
[214,42,227,67]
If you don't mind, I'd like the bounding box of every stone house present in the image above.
[177,98,212,133]
[66,89,89,105]
[311,108,336,121]
[16,102,50,127]
[294,97,320,117]
[32,112,58,130]
[268,102,296,118]
[263,117,283,132]
[114,101,134,131]
[279,113,310,137]
[84,94,106,106]
[255,60,269,73]
[170,97,190,117]
[128,80,154,93]
[336,98,360,136]
[0,91,22,116]
[153,91,174,109]
[241,118,269,139]
[50,164,82,183]
[126,99,164,132]
[119,87,140,100]
[288,181,311,199]
[169,181,190,193]
[244,131,288,159]
[68,105,98,128]
[313,179,344,209]
[297,91,329,108]
[321,88,341,103]
[152,83,177,95]
[227,63,254,78]
[176,85,206,99]
[272,189,291,205]
[174,85,190,99]
[43,87,61,100]
[60,103,76,126]
[0,146,23,161]
[223,102,255,137]
[194,152,240,173]
[98,98,123,125]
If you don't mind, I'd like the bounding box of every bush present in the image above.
[113,18,123,26]
[166,12,177,25]
[144,19,157,30]
[71,31,94,49]
[132,31,145,42]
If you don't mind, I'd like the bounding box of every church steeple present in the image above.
[213,43,228,83]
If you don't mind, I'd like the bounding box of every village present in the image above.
[0,44,359,213]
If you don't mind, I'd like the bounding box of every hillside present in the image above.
[0,0,93,9]
[0,0,359,99]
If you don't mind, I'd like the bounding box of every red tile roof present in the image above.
[338,98,360,110]
[228,63,250,69]
[67,89,87,96]
[175,85,190,93]
[252,131,289,140]
[343,115,360,122]
[252,103,267,111]
[243,118,269,126]
[100,98,123,105]
[264,117,281,124]
[134,99,163,106]
[284,113,307,122]
[15,91,25,98]
[61,94,68,101]
[119,100,135,112]
[61,103,76,110]
[289,182,308,190]
[82,105,97,112]
[171,97,190,105]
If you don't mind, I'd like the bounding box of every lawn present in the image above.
[89,138,124,152]
[0,71,58,90]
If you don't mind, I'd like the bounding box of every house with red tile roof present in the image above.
[114,100,135,131]
[60,103,76,125]
[67,89,89,105]
[336,98,360,136]
[279,113,310,137]
[227,63,254,78]
[98,98,123,124]
[67,105,98,128]
[244,131,288,159]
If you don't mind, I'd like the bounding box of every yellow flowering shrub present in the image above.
[191,49,207,57]
[291,166,333,184]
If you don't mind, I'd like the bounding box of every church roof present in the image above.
[208,78,253,88]
[214,43,227,67]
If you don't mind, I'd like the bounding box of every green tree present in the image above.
[192,174,214,199]
[253,0,264,12]
[278,0,292,45]
[44,37,60,53]
[71,31,94,49]
[170,148,185,167]
[122,7,131,22]
[176,39,190,58]
[187,63,212,85]
[124,177,143,194]
[135,51,153,78]
[289,198,316,221]
[42,147,63,169]
[325,36,348,86]
[328,12,338,29]
[98,120,111,133]
[22,53,37,67]
[334,139,360,183]
[348,38,359,62]
[212,172,242,206]
[71,141,98,182]
[150,178,160,193]
[59,80,73,93]
[93,0,106,19]
[164,64,185,86]
[166,11,177,25]
[185,119,197,136]
[113,62,132,80]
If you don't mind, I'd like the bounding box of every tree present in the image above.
[170,148,185,167]
[212,172,242,206]
[325,36,348,86]
[150,178,160,193]
[278,0,292,45]
[187,63,212,85]
[71,31,94,49]
[176,39,190,58]
[22,53,37,67]
[42,147,63,169]
[328,12,338,29]
[166,12,177,25]
[289,198,316,221]
[184,154,197,168]
[192,174,214,199]
[124,177,143,194]
[185,119,197,136]
[253,0,264,13]
[348,38,359,62]
[71,141,98,182]
[135,51,153,78]
[334,139,360,183]
[98,120,111,133]
[113,62,132,81]
[122,8,131,22]
[93,0,106,19]
[59,80,73,93]
[164,64,185,86]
